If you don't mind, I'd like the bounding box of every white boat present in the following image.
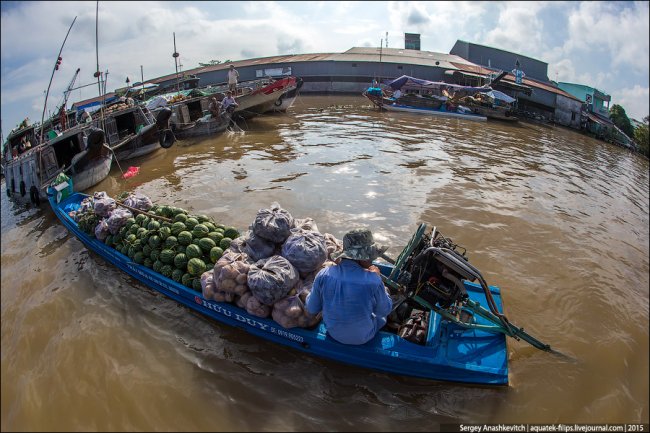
[3,123,112,206]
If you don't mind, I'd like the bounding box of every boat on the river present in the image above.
[364,75,492,121]
[3,123,112,206]
[151,94,232,139]
[48,189,563,385]
[91,100,175,160]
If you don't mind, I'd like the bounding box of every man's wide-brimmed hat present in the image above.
[332,228,388,262]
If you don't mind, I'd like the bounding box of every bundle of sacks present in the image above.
[201,202,344,329]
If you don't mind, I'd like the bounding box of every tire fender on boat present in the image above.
[11,179,15,194]
[86,127,105,151]
[159,129,175,149]
[29,185,41,206]
[274,94,284,107]
[155,107,172,129]
[19,180,26,197]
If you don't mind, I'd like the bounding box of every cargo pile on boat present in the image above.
[71,193,344,330]
[202,202,344,329]
[70,191,240,292]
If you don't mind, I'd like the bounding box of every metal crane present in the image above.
[61,67,81,113]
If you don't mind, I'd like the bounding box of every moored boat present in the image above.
[3,123,112,206]
[266,77,304,113]
[47,190,527,385]
[92,100,175,160]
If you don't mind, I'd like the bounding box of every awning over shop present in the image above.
[586,112,614,127]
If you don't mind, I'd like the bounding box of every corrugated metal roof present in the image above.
[448,62,582,102]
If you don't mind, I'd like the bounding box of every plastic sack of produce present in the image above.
[252,202,294,244]
[246,294,272,318]
[201,270,236,303]
[231,230,275,261]
[293,217,319,233]
[106,207,133,235]
[323,233,343,261]
[247,255,299,305]
[281,229,328,275]
[94,218,110,241]
[214,254,251,295]
[272,294,320,329]
[93,192,116,218]
[236,291,252,309]
[123,192,153,211]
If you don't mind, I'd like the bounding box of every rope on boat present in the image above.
[115,200,173,223]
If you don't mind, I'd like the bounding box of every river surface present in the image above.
[2,95,648,431]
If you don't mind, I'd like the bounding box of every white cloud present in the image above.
[483,2,548,57]
[611,85,650,121]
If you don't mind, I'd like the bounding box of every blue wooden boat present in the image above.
[49,191,511,385]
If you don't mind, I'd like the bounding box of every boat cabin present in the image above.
[94,105,154,146]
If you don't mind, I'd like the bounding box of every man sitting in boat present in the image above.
[305,229,393,345]
[220,91,239,114]
[208,96,222,118]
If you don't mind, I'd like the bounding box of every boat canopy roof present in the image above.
[485,90,516,103]
[386,75,487,93]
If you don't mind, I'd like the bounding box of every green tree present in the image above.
[198,59,222,67]
[633,115,649,157]
[609,104,635,137]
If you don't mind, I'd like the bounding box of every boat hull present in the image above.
[49,192,509,385]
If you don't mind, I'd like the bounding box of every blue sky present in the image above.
[1,1,648,138]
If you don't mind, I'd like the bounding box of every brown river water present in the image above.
[1,95,648,431]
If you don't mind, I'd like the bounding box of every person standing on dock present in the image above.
[227,64,239,94]
[305,228,393,345]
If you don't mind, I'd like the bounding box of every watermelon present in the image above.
[135,214,146,225]
[121,245,130,256]
[174,213,188,223]
[172,268,184,283]
[140,216,150,228]
[187,258,206,276]
[181,273,193,288]
[147,220,161,231]
[224,227,239,239]
[210,246,224,263]
[134,252,145,264]
[150,249,161,262]
[207,231,224,244]
[127,246,136,259]
[136,227,148,238]
[159,226,172,240]
[148,235,162,249]
[161,264,174,278]
[153,260,164,273]
[192,278,202,292]
[174,253,188,270]
[144,258,153,268]
[219,237,232,250]
[178,231,193,246]
[184,218,199,230]
[142,245,152,257]
[125,217,136,228]
[185,244,202,260]
[160,249,176,264]
[171,222,186,236]
[192,224,209,239]
[198,237,216,253]
[164,236,178,249]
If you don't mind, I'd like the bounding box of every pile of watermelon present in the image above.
[78,194,240,292]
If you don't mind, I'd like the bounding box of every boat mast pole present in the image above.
[173,33,180,93]
[94,1,106,132]
[39,16,77,146]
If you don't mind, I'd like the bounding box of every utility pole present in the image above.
[140,65,145,95]
[173,32,180,93]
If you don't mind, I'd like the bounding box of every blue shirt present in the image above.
[305,260,392,345]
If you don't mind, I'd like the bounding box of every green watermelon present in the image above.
[171,222,186,236]
[198,237,216,253]
[135,214,146,225]
[192,278,202,292]
[172,268,184,283]
[148,235,162,249]
[147,220,161,231]
[219,237,232,250]
[177,231,193,246]
[210,246,224,263]
[187,258,206,276]
[160,249,176,264]
[207,231,224,244]
[150,249,161,262]
[184,218,199,230]
[174,253,188,270]
[181,273,193,288]
[153,260,164,273]
[224,227,239,239]
[134,252,145,265]
[185,244,202,260]
[192,224,209,239]
[144,258,153,268]
[164,236,178,249]
[161,264,174,278]
[159,226,172,240]
[142,245,152,257]
[174,213,188,223]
